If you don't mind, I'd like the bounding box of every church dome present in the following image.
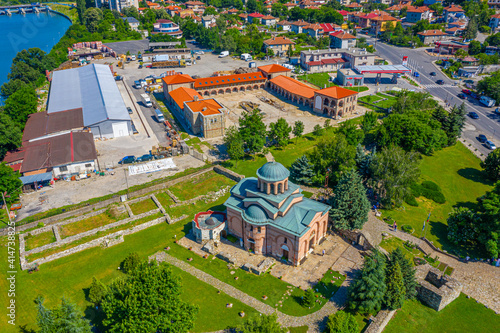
[257,161,290,182]
[244,205,268,223]
[206,217,218,226]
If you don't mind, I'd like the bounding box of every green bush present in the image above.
[409,181,446,204]
[401,225,414,234]
[421,180,441,192]
[405,195,419,207]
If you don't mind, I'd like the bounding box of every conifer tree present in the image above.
[330,169,370,230]
[326,310,358,333]
[390,247,417,299]
[303,289,316,308]
[290,155,314,185]
[384,262,406,310]
[349,250,387,314]
[88,277,108,305]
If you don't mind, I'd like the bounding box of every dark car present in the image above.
[137,154,154,162]
[131,121,138,134]
[127,107,133,114]
[138,64,143,69]
[478,134,487,143]
[458,93,466,99]
[469,112,479,119]
[430,72,437,76]
[470,92,479,99]
[436,79,445,85]
[115,75,123,81]
[413,71,420,77]
[118,156,136,164]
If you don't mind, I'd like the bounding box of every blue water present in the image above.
[0,11,71,99]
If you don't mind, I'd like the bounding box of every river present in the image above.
[0,10,71,102]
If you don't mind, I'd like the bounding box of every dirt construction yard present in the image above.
[217,90,369,134]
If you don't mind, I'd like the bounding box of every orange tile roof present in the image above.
[269,75,317,99]
[418,29,447,36]
[492,14,500,19]
[258,64,291,74]
[370,14,398,22]
[264,36,295,46]
[194,73,265,88]
[185,99,223,116]
[169,87,201,109]
[162,74,195,85]
[444,5,464,12]
[347,3,362,7]
[304,23,323,31]
[330,31,356,39]
[261,15,276,20]
[317,86,358,99]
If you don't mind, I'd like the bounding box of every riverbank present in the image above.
[48,3,78,23]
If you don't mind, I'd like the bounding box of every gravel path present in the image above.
[152,251,350,332]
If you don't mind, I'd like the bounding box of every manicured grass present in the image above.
[379,236,440,268]
[169,171,236,201]
[297,73,369,92]
[381,143,493,257]
[128,198,158,215]
[155,191,175,208]
[289,326,309,333]
[59,210,127,239]
[24,231,56,251]
[51,4,78,23]
[302,191,314,198]
[384,294,500,333]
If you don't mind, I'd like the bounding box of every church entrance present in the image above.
[309,231,316,252]
[248,238,255,252]
[283,249,289,260]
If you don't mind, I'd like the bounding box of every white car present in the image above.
[195,51,204,55]
[486,140,497,150]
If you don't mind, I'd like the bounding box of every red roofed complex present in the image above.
[258,64,292,79]
[417,29,450,44]
[168,86,201,109]
[162,74,196,93]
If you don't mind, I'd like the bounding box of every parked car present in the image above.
[131,121,138,134]
[458,93,466,99]
[478,134,487,143]
[462,89,471,95]
[137,154,154,162]
[486,140,497,150]
[468,111,479,119]
[413,71,420,77]
[127,107,133,114]
[464,79,474,84]
[430,72,437,76]
[115,75,123,81]
[10,203,22,211]
[470,92,479,99]
[118,156,136,164]
[138,64,143,69]
[195,51,204,55]
[495,108,500,115]
[196,56,201,60]
[436,79,444,85]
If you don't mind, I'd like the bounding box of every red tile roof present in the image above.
[320,23,342,33]
[317,86,358,99]
[2,148,25,164]
[338,10,349,16]
[185,99,223,116]
[346,3,362,8]
[418,29,447,36]
[258,64,291,74]
[193,73,265,88]
[261,15,276,20]
[269,75,316,99]
[292,19,309,26]
[304,23,323,31]
[330,31,356,39]
[306,58,346,66]
[162,74,195,85]
[444,5,464,12]
[264,36,295,46]
[249,12,265,18]
[169,87,201,109]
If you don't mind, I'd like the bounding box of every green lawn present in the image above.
[297,73,369,92]
[50,4,78,23]
[380,236,440,268]
[24,231,56,251]
[128,198,158,215]
[384,294,500,333]
[289,326,309,333]
[59,210,127,239]
[381,143,493,257]
[169,171,236,201]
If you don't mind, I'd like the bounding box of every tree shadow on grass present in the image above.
[457,168,493,186]
[17,325,35,333]
[84,304,105,333]
[428,220,485,258]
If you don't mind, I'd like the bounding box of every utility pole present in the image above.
[2,192,12,225]
[124,169,129,199]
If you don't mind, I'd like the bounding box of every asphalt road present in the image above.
[366,36,499,156]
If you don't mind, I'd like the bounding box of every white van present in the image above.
[241,53,252,61]
[219,51,229,58]
[130,55,136,61]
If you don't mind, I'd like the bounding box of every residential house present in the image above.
[283,2,298,10]
[443,5,465,23]
[228,9,239,15]
[319,23,343,35]
[263,36,295,56]
[291,20,309,34]
[166,6,182,16]
[370,15,399,34]
[300,0,318,8]
[248,12,265,24]
[122,17,140,31]
[488,0,500,9]
[303,24,324,38]
[277,20,292,31]
[336,0,351,5]
[346,3,362,9]
[261,15,277,26]
[185,1,205,9]
[329,31,357,49]
[445,26,464,36]
[417,29,450,44]
[153,20,183,38]
[490,13,500,32]
[424,0,443,5]
[202,15,219,28]
[406,6,432,23]
[359,13,380,28]
[300,48,375,72]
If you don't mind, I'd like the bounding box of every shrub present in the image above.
[410,181,446,204]
[401,225,413,234]
[404,195,418,207]
[421,180,441,192]
[120,252,141,274]
[37,222,44,228]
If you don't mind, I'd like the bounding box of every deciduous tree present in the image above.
[447,207,480,245]
[239,109,267,155]
[481,149,500,181]
[224,125,245,164]
[337,121,364,146]
[293,120,304,143]
[330,169,370,231]
[238,313,287,333]
[326,310,358,333]
[361,111,378,133]
[3,85,37,128]
[0,112,22,160]
[268,118,291,147]
[0,163,22,204]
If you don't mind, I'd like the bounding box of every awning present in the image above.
[19,172,53,185]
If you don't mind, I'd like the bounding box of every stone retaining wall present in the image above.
[213,165,245,182]
[421,237,461,261]
[364,310,396,333]
[4,166,215,235]
[22,216,166,270]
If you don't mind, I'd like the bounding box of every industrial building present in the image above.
[47,64,132,139]
[300,48,376,73]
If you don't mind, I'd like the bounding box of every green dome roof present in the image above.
[257,161,290,182]
[244,205,268,223]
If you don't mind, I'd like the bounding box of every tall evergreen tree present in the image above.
[481,149,500,181]
[239,109,267,155]
[330,169,370,231]
[76,0,86,25]
[35,296,92,333]
[442,103,466,146]
[326,310,358,333]
[464,16,478,40]
[349,250,387,314]
[389,248,418,299]
[384,262,406,310]
[88,277,108,305]
[289,155,315,185]
[303,289,316,308]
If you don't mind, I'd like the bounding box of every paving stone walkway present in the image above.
[151,251,350,332]
[363,211,500,313]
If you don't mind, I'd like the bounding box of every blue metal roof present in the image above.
[19,172,52,185]
[47,64,130,126]
[244,205,268,223]
[257,161,290,182]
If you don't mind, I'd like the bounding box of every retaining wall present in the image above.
[364,310,396,333]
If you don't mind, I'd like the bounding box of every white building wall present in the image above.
[53,160,96,178]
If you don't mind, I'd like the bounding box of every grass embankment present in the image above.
[169,171,235,201]
[50,4,78,23]
[24,231,56,251]
[297,72,369,92]
[359,92,397,110]
[128,198,158,215]
[59,209,128,239]
[380,236,440,268]
[381,143,493,257]
[384,294,500,333]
